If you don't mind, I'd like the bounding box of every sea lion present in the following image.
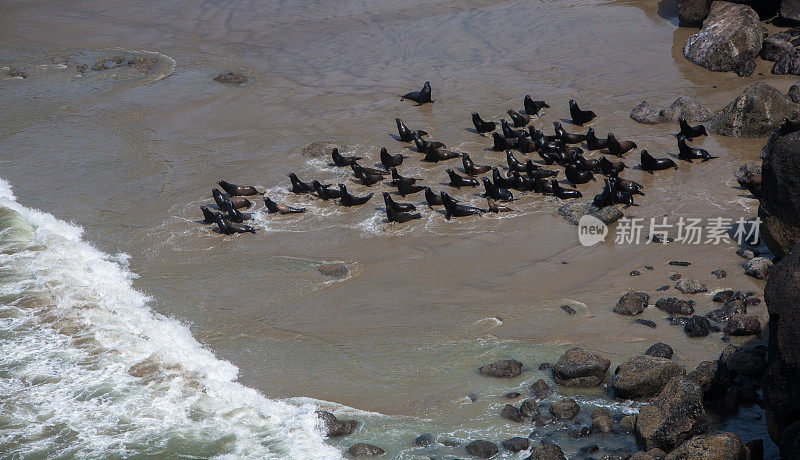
[391,167,420,186]
[214,213,256,234]
[565,164,595,186]
[501,119,519,139]
[218,180,259,196]
[383,192,417,213]
[492,132,517,151]
[396,118,428,142]
[530,128,559,144]
[616,178,645,196]
[331,148,361,167]
[213,188,251,210]
[511,171,535,191]
[312,180,341,200]
[481,177,513,201]
[264,197,306,214]
[386,205,422,223]
[524,96,550,115]
[677,135,717,162]
[553,121,586,144]
[677,118,708,139]
[441,191,482,219]
[492,167,517,189]
[462,153,491,176]
[472,113,496,134]
[738,173,762,198]
[551,180,582,199]
[516,133,536,153]
[380,147,404,169]
[424,187,457,207]
[200,205,216,223]
[413,136,446,153]
[351,162,387,177]
[593,179,616,207]
[506,150,526,172]
[353,168,384,186]
[447,168,479,187]
[598,156,626,177]
[526,162,558,179]
[220,199,250,223]
[585,128,608,151]
[338,184,373,206]
[288,173,312,194]
[606,133,637,156]
[569,99,596,126]
[423,148,461,162]
[396,181,427,196]
[400,81,433,104]
[487,197,513,213]
[640,150,677,173]
[507,109,530,127]
[615,190,636,207]
[575,155,600,173]
[538,150,557,165]
[535,177,554,194]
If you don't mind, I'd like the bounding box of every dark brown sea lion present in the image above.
[400,81,433,104]
[218,180,259,196]
[640,150,677,173]
[569,99,596,126]
[263,197,306,214]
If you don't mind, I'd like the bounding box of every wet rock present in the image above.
[682,2,763,75]
[678,0,712,27]
[614,292,650,316]
[530,379,550,400]
[127,56,158,74]
[605,450,633,460]
[6,67,27,78]
[635,319,657,328]
[214,71,247,84]
[502,436,530,452]
[760,132,800,258]
[630,270,641,276]
[479,359,523,378]
[316,410,359,437]
[527,441,566,460]
[620,414,637,433]
[348,443,385,456]
[707,298,748,323]
[772,50,800,75]
[735,163,760,194]
[710,82,800,138]
[538,362,552,371]
[296,139,345,158]
[684,315,712,337]
[713,290,742,303]
[724,314,762,335]
[783,0,800,22]
[558,201,623,225]
[520,398,540,417]
[503,391,521,399]
[667,316,690,325]
[743,257,773,279]
[549,398,581,420]
[465,440,499,458]
[592,408,614,434]
[665,432,746,460]
[674,278,707,294]
[581,444,600,455]
[735,248,756,260]
[656,285,670,291]
[613,355,685,399]
[790,81,800,104]
[92,55,125,71]
[318,263,348,278]
[761,37,793,61]
[413,433,433,447]
[721,344,767,378]
[560,304,576,315]
[669,261,691,267]
[711,269,727,279]
[645,342,674,359]
[501,403,524,423]
[630,97,713,124]
[635,376,708,452]
[688,360,732,396]
[655,298,695,315]
[552,347,610,388]
[438,436,460,447]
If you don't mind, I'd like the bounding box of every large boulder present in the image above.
[465,440,499,458]
[558,201,623,225]
[762,37,794,61]
[552,347,610,387]
[630,97,713,124]
[710,82,800,138]
[687,360,732,396]
[635,376,708,452]
[682,2,764,75]
[665,433,747,460]
[782,0,800,22]
[760,132,800,258]
[549,398,581,420]
[764,241,800,458]
[613,355,685,399]
[678,0,712,26]
[771,50,800,76]
[479,359,523,378]
[655,298,695,315]
[721,344,767,378]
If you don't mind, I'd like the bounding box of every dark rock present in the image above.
[6,67,27,78]
[678,0,712,27]
[560,304,577,315]
[347,443,385,456]
[743,257,773,279]
[746,439,764,460]
[604,449,633,460]
[675,278,707,294]
[664,432,746,460]
[316,411,359,437]
[668,261,691,267]
[655,298,695,315]
[771,50,800,75]
[657,285,670,291]
[526,441,566,460]
[711,82,800,138]
[465,440,499,458]
[790,81,800,104]
[413,433,434,447]
[667,316,690,325]
[214,72,247,84]
[634,376,708,452]
[614,292,650,316]
[296,139,345,158]
[645,265,654,270]
[592,408,614,433]
[760,132,800,258]
[721,344,767,378]
[438,437,460,447]
[630,97,713,124]
[549,398,581,420]
[613,355,685,399]
[669,273,682,281]
[529,379,550,400]
[501,403,524,423]
[538,362,552,371]
[761,37,793,61]
[580,444,600,455]
[552,347,610,387]
[630,270,641,276]
[707,298,747,323]
[783,0,800,22]
[645,342,674,359]
[127,56,158,74]
[635,319,657,328]
[504,391,521,399]
[683,2,763,74]
[520,398,540,417]
[502,436,530,452]
[687,360,732,396]
[711,269,727,279]
[469,392,479,402]
[746,296,762,306]
[318,263,348,278]
[558,201,624,225]
[724,315,762,335]
[620,414,637,433]
[684,315,712,337]
[479,359,523,378]
[713,290,740,303]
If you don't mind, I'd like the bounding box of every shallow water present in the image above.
[0,0,784,457]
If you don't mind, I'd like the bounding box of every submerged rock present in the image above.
[665,432,746,460]
[213,71,247,84]
[710,82,800,138]
[552,347,610,388]
[413,433,433,447]
[613,291,650,316]
[635,376,708,452]
[295,139,345,158]
[591,408,614,433]
[613,355,685,399]
[630,97,713,124]
[465,440,499,458]
[520,399,540,417]
[479,359,523,378]
[348,443,385,456]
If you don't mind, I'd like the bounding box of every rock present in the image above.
[630,97,713,124]
[743,257,773,279]
[614,292,650,316]
[479,359,523,378]
[527,441,566,460]
[761,37,793,61]
[581,445,600,455]
[746,439,764,460]
[735,162,760,185]
[645,342,674,359]
[530,379,550,399]
[552,347,610,388]
[682,2,763,74]
[710,82,800,138]
[634,319,657,328]
[668,316,690,325]
[539,362,552,371]
[558,201,624,225]
[549,398,581,420]
[213,72,247,84]
[6,67,27,78]
[713,290,744,303]
[634,376,708,452]
[678,0,712,27]
[665,433,746,460]
[760,131,800,258]
[688,360,732,395]
[520,399,540,417]
[771,50,800,75]
[783,0,800,22]
[721,344,767,378]
[620,414,637,433]
[413,433,433,447]
[127,56,158,74]
[707,298,748,323]
[501,437,530,452]
[592,408,614,433]
[724,315,762,335]
[630,270,641,276]
[735,248,756,260]
[295,139,344,158]
[674,279,707,294]
[316,411,359,437]
[790,81,800,104]
[560,304,576,315]
[318,263,348,278]
[657,285,670,291]
[684,315,712,337]
[501,404,524,423]
[348,443,385,456]
[613,355,685,399]
[503,391,521,399]
[604,450,633,460]
[655,298,695,315]
[669,261,691,267]
[438,437,460,447]
[465,440,499,458]
[711,269,727,279]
